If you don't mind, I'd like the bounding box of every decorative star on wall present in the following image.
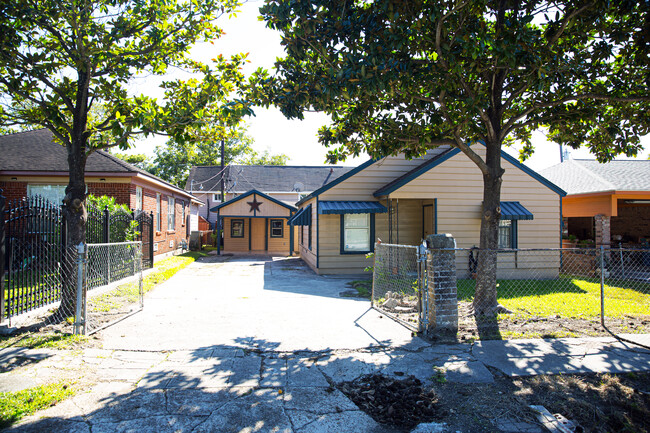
[247,196,262,213]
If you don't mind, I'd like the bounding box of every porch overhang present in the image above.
[500,201,534,220]
[318,201,387,215]
[288,204,312,226]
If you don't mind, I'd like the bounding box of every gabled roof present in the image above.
[540,159,650,195]
[209,189,297,213]
[374,144,566,197]
[0,129,199,201]
[186,164,355,193]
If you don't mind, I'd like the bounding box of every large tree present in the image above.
[0,0,251,314]
[150,125,288,188]
[258,0,650,315]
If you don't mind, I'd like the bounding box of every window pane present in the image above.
[344,213,369,228]
[499,219,511,248]
[345,228,370,251]
[27,185,66,204]
[270,219,283,237]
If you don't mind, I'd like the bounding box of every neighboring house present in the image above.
[287,144,566,275]
[0,129,202,256]
[186,165,354,226]
[540,160,650,248]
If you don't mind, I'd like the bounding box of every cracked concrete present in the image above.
[2,255,649,433]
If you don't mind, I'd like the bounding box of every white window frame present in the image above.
[27,184,67,204]
[168,196,175,230]
[135,186,143,212]
[156,193,161,231]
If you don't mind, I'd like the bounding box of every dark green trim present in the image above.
[315,197,318,266]
[217,211,221,255]
[216,215,290,219]
[296,159,376,207]
[270,218,284,238]
[264,218,268,250]
[289,223,294,255]
[374,148,460,197]
[253,193,257,217]
[421,204,433,239]
[248,218,252,251]
[339,213,375,255]
[230,218,244,238]
[434,198,438,234]
[210,189,297,212]
[512,220,518,248]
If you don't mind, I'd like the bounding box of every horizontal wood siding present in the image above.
[297,198,317,272]
[223,217,249,252]
[267,218,291,253]
[389,146,561,250]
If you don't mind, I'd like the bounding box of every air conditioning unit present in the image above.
[153,243,158,252]
[169,240,174,248]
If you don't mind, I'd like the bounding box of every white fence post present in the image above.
[74,242,86,335]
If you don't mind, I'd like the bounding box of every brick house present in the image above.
[0,129,203,257]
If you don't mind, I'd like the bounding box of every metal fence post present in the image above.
[75,242,86,335]
[103,205,110,243]
[0,190,5,320]
[149,211,154,266]
[600,245,605,328]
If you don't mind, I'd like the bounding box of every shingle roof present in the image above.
[539,159,650,195]
[186,164,356,193]
[0,129,197,200]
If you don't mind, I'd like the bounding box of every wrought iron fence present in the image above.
[1,193,153,321]
[81,242,143,335]
[372,243,427,332]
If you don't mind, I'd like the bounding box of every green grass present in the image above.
[89,251,208,313]
[457,277,650,319]
[347,280,372,298]
[0,333,88,351]
[0,383,75,428]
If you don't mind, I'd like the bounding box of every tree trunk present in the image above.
[473,140,507,316]
[58,130,88,319]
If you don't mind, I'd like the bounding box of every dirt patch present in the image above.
[457,301,650,342]
[338,374,443,430]
[340,370,650,432]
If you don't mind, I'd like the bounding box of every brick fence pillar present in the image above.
[425,234,458,339]
[594,214,611,249]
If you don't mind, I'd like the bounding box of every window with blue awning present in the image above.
[500,201,534,220]
[318,201,387,215]
[288,204,312,226]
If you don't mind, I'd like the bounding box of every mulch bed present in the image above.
[337,374,444,430]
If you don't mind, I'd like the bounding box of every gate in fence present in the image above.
[373,240,650,348]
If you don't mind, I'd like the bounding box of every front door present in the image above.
[251,218,266,251]
[423,205,434,238]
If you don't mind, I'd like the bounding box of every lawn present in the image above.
[457,276,650,319]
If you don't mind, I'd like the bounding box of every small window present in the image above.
[498,219,517,249]
[342,213,371,253]
[156,193,161,231]
[231,219,244,238]
[135,186,143,211]
[181,200,186,225]
[167,196,175,230]
[270,219,283,238]
[213,193,221,202]
[27,184,66,204]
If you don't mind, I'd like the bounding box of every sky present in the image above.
[125,0,649,172]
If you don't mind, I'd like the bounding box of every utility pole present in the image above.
[220,138,225,202]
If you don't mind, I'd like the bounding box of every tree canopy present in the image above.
[258,0,650,314]
[0,0,252,243]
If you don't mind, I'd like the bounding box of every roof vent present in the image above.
[293,181,304,192]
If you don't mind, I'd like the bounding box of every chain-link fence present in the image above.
[81,242,143,335]
[442,247,649,346]
[372,243,427,332]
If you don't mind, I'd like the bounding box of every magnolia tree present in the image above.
[0,0,251,315]
[257,0,650,315]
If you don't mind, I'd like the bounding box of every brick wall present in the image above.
[0,181,27,203]
[141,185,190,256]
[87,182,130,206]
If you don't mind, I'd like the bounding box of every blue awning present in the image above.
[500,201,534,220]
[318,201,388,215]
[288,204,312,226]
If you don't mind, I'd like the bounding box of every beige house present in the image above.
[290,144,566,275]
[211,190,298,255]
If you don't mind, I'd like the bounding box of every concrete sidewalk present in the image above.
[2,336,649,432]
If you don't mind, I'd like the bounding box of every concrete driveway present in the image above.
[100,254,426,353]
